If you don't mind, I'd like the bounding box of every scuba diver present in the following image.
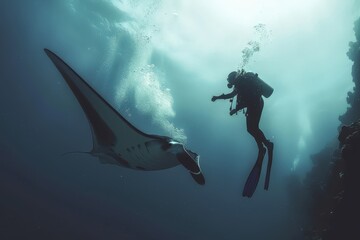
[211,70,274,197]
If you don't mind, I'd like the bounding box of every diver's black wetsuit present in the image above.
[212,71,274,197]
[213,72,269,150]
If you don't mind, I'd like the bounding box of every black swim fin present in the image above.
[242,148,266,198]
[264,141,274,190]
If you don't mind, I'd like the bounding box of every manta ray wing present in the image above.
[44,48,194,171]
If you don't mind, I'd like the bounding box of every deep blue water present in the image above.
[1,1,359,239]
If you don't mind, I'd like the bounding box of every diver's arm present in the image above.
[211,90,237,102]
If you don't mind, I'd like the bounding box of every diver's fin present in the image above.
[242,148,266,198]
[242,163,262,197]
[264,141,274,190]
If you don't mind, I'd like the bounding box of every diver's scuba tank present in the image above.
[256,75,274,98]
[236,70,274,98]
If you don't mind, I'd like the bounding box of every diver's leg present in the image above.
[246,98,268,149]
[243,100,266,197]
[243,114,266,197]
[245,98,275,194]
[248,98,274,190]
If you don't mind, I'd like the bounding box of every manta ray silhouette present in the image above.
[44,48,205,185]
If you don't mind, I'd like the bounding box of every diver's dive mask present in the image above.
[227,69,245,88]
[227,71,237,88]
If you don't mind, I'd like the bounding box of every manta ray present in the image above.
[44,48,205,185]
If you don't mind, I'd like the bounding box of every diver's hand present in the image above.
[230,109,237,116]
[211,96,218,102]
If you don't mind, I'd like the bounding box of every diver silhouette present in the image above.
[211,70,274,197]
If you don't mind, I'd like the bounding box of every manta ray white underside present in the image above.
[44,48,205,185]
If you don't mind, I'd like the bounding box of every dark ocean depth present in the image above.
[1,1,360,239]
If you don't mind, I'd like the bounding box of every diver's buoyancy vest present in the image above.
[235,72,273,98]
[234,72,273,109]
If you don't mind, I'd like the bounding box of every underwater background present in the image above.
[1,0,360,239]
